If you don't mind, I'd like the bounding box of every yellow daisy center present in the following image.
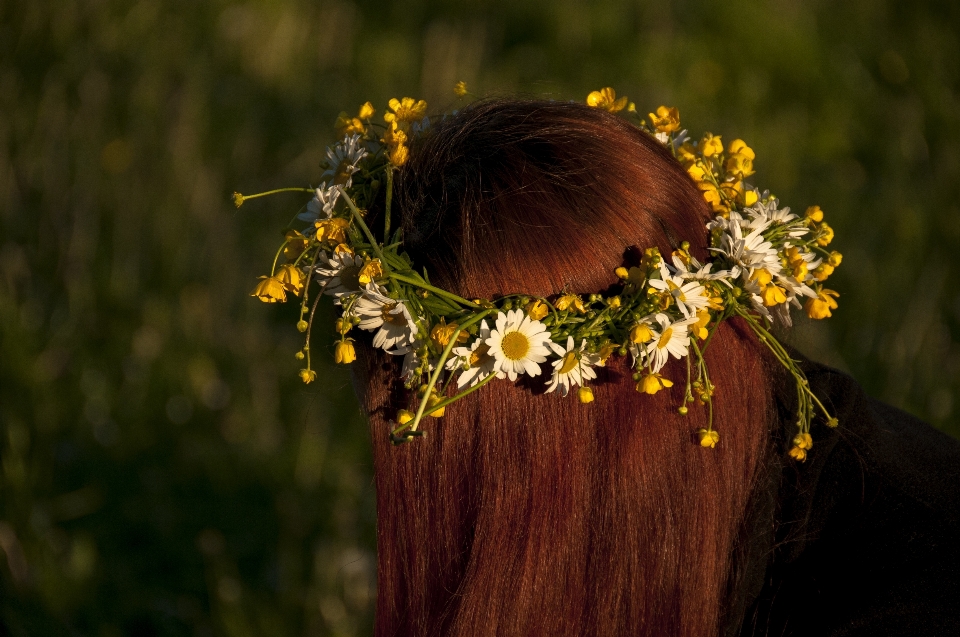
[657,327,674,349]
[558,351,579,374]
[501,331,530,360]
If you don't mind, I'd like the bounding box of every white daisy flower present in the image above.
[645,312,698,373]
[314,250,364,299]
[648,262,712,318]
[446,320,505,389]
[322,134,367,188]
[298,182,341,223]
[710,222,782,278]
[545,336,600,397]
[671,256,740,288]
[353,284,419,352]
[485,309,553,382]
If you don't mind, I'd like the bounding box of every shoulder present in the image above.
[740,364,960,637]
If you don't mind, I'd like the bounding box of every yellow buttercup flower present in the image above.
[727,139,755,160]
[525,299,549,321]
[299,368,317,384]
[761,283,787,307]
[358,101,375,120]
[586,87,628,113]
[742,189,759,207]
[430,318,468,350]
[315,218,350,244]
[792,433,813,450]
[677,142,697,165]
[335,113,366,136]
[693,310,711,340]
[638,372,673,395]
[384,97,428,124]
[751,268,773,287]
[251,275,287,303]
[578,386,595,404]
[453,81,468,97]
[335,339,356,364]
[700,133,723,157]
[630,323,655,344]
[698,181,727,213]
[283,230,309,261]
[607,296,621,309]
[816,222,834,246]
[805,205,824,222]
[697,428,720,448]
[555,294,586,313]
[812,264,834,281]
[598,341,617,364]
[357,259,384,285]
[427,394,445,418]
[828,251,843,267]
[388,143,409,167]
[725,153,754,178]
[788,446,807,461]
[806,289,839,319]
[396,409,415,425]
[381,121,408,147]
[276,264,305,296]
[648,105,680,133]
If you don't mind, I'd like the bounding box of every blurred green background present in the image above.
[1,0,958,634]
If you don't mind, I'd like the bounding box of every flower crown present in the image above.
[238,85,841,460]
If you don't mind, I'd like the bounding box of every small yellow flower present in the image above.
[427,394,445,418]
[283,230,309,261]
[697,428,720,448]
[430,318,468,350]
[615,266,629,280]
[381,121,408,147]
[555,294,586,313]
[251,275,287,303]
[630,323,655,344]
[816,222,834,246]
[453,81,468,97]
[727,139,755,161]
[698,182,726,213]
[232,192,245,208]
[638,372,674,395]
[805,288,839,319]
[276,264,305,296]
[788,446,807,462]
[384,97,428,124]
[335,339,356,365]
[297,319,308,333]
[761,284,787,307]
[725,153,754,178]
[525,299,549,321]
[719,179,744,202]
[828,251,843,267]
[805,205,824,223]
[335,318,351,335]
[677,142,697,165]
[357,259,384,285]
[693,310,711,340]
[315,218,350,244]
[700,133,723,157]
[826,417,839,428]
[648,105,681,132]
[607,296,621,309]
[299,368,317,384]
[388,143,409,167]
[578,386,595,404]
[792,433,813,450]
[743,189,759,207]
[396,409,415,425]
[358,101,375,120]
[812,263,834,281]
[335,113,366,136]
[586,87,628,113]
[687,164,707,182]
[598,342,617,364]
[751,268,773,287]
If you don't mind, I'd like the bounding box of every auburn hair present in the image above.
[354,100,773,637]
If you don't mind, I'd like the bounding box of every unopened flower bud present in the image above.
[578,387,594,404]
[297,320,309,332]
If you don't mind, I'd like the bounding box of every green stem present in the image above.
[241,187,314,203]
[384,166,394,241]
[388,273,480,309]
[405,309,494,434]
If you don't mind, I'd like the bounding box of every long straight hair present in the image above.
[354,100,772,636]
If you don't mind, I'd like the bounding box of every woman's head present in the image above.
[356,99,773,637]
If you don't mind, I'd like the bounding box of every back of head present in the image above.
[355,99,773,637]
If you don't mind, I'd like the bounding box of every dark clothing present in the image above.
[727,362,960,637]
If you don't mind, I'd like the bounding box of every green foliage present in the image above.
[1,0,958,634]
